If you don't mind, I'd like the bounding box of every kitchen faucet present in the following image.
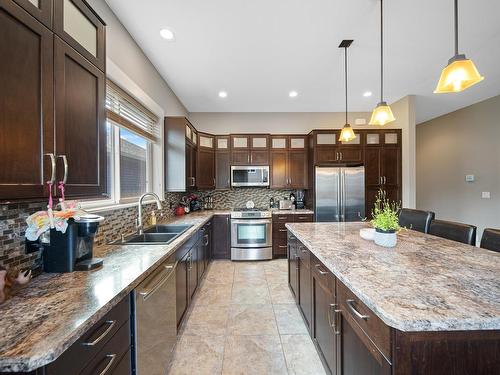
[137,192,162,234]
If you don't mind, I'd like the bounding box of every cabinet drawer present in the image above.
[112,349,131,374]
[81,320,131,375]
[337,281,391,360]
[274,214,294,222]
[294,214,313,222]
[311,256,335,293]
[46,295,130,374]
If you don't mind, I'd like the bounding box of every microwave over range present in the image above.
[231,166,269,187]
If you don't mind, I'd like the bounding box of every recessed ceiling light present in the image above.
[159,28,175,40]
[289,91,298,98]
[218,91,228,98]
[363,91,372,97]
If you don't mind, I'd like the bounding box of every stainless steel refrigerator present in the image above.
[314,166,365,222]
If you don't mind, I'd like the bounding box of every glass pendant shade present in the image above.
[339,123,356,142]
[434,55,484,93]
[369,101,396,126]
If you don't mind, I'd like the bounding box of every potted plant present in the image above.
[371,190,401,247]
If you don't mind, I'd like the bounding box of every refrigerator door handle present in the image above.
[341,169,346,221]
[336,170,341,221]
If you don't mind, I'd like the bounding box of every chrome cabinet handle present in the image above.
[315,264,328,275]
[384,176,387,184]
[44,153,56,184]
[340,152,343,161]
[58,154,68,184]
[300,246,307,253]
[82,320,116,346]
[279,229,287,232]
[98,354,117,375]
[328,303,341,334]
[204,234,209,246]
[346,299,370,320]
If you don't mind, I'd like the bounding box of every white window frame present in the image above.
[81,60,165,212]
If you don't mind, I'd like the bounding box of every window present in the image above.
[86,80,159,207]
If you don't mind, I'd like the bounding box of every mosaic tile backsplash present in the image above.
[0,188,304,271]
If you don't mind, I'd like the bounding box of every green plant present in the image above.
[371,189,401,232]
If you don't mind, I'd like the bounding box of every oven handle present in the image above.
[231,219,272,225]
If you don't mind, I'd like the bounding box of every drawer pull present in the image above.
[328,303,341,335]
[297,216,308,220]
[278,245,287,248]
[346,299,370,320]
[300,247,307,253]
[315,264,328,275]
[82,320,116,346]
[99,354,117,375]
[279,229,287,232]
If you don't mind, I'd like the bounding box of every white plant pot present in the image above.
[374,230,397,248]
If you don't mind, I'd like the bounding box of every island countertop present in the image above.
[285,222,500,333]
[0,210,229,373]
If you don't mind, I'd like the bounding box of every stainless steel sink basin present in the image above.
[110,224,192,245]
[144,224,192,234]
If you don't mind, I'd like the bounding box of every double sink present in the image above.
[112,224,193,245]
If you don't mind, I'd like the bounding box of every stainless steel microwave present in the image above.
[231,166,269,187]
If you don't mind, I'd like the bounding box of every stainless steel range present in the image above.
[231,208,272,261]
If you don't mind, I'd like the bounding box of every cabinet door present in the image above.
[189,248,198,299]
[250,135,269,149]
[54,37,106,198]
[364,148,382,186]
[197,236,205,281]
[381,147,400,186]
[176,252,189,326]
[312,270,336,374]
[53,0,105,71]
[339,313,391,375]
[298,246,311,330]
[197,148,215,189]
[288,150,308,189]
[12,0,52,27]
[270,151,287,188]
[0,1,54,200]
[231,150,250,165]
[215,151,230,189]
[231,135,249,149]
[338,147,363,163]
[212,215,230,259]
[250,150,269,165]
[287,235,299,300]
[215,135,230,151]
[315,148,337,164]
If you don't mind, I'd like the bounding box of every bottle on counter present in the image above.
[269,197,274,208]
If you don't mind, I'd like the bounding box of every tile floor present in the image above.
[168,259,327,375]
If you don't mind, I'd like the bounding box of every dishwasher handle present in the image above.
[139,263,176,299]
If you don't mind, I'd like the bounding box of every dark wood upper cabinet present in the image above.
[288,150,308,189]
[54,36,106,198]
[364,147,382,186]
[270,151,287,189]
[53,0,105,71]
[381,147,400,186]
[231,150,250,165]
[11,0,52,28]
[196,148,215,190]
[215,151,230,190]
[0,0,54,200]
[250,150,269,165]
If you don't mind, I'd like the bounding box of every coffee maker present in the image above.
[295,190,305,209]
[37,214,105,273]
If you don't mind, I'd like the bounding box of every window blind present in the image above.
[106,80,160,142]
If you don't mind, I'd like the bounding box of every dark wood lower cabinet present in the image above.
[176,251,189,327]
[274,213,312,258]
[212,214,230,259]
[287,232,298,300]
[298,245,311,330]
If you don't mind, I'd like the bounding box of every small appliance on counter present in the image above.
[295,190,305,209]
[36,214,105,273]
[279,198,293,210]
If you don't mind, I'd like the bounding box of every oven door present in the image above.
[231,219,272,248]
[231,166,269,187]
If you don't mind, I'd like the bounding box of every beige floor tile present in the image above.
[269,283,296,304]
[281,335,327,375]
[265,271,289,286]
[264,259,288,272]
[169,335,225,375]
[193,284,232,306]
[182,304,229,337]
[204,270,234,285]
[222,335,288,375]
[273,304,309,335]
[227,304,279,335]
[231,283,271,304]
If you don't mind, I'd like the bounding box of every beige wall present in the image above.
[416,95,500,243]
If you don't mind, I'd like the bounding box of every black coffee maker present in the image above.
[39,214,104,273]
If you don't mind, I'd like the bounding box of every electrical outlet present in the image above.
[465,174,475,182]
[481,192,491,199]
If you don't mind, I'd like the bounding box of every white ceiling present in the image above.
[105,0,500,123]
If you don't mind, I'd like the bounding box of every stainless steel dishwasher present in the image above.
[134,258,177,374]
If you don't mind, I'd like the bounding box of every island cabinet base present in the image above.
[287,232,500,375]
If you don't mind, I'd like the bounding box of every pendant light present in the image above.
[339,40,356,142]
[434,0,484,93]
[369,0,395,126]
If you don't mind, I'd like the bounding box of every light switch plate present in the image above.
[355,118,366,125]
[465,174,475,182]
[482,192,491,199]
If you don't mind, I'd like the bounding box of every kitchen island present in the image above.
[286,222,500,375]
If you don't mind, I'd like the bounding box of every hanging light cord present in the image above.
[454,0,459,56]
[344,46,348,124]
[380,0,384,103]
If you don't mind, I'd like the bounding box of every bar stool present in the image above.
[480,228,500,253]
[398,208,435,234]
[428,219,477,245]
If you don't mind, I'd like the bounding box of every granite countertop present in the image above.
[286,222,500,333]
[271,208,314,215]
[0,210,229,372]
